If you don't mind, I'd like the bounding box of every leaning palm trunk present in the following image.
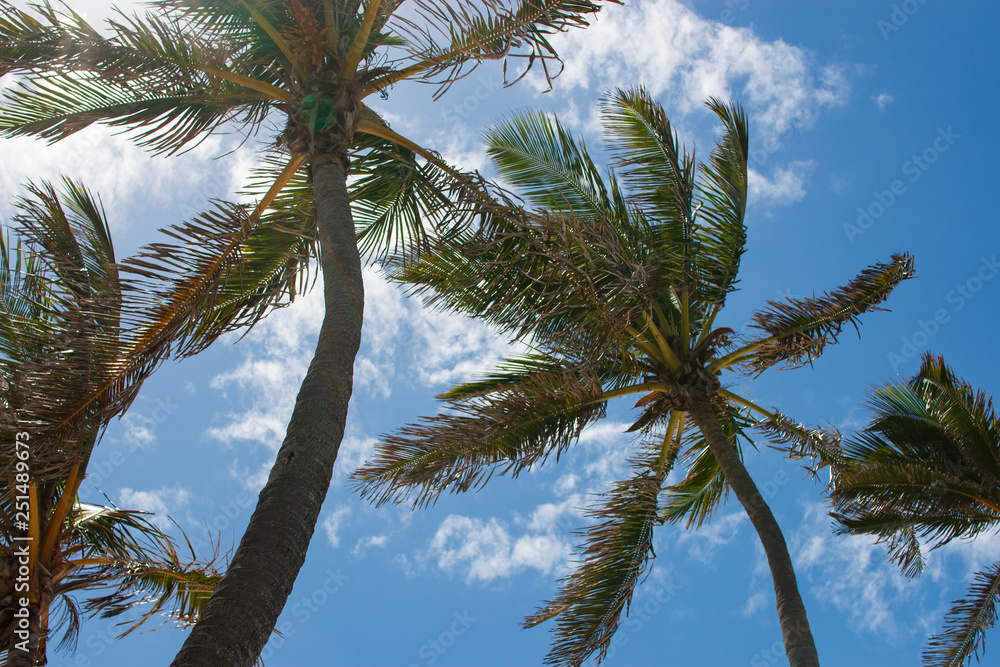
[172,156,364,667]
[687,394,819,667]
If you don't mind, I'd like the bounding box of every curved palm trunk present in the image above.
[171,154,364,667]
[686,393,820,667]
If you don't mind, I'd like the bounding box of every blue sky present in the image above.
[2,0,1000,665]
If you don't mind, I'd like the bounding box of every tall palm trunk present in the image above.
[686,393,820,667]
[171,154,365,667]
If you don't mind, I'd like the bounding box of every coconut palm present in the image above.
[0,180,221,666]
[830,353,1000,667]
[0,1,616,662]
[353,87,914,666]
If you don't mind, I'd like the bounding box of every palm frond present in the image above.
[0,179,121,480]
[692,97,749,306]
[120,197,314,360]
[0,7,276,155]
[754,408,842,475]
[524,450,663,667]
[352,364,606,508]
[485,110,622,220]
[742,253,915,372]
[601,87,695,239]
[924,561,1000,667]
[384,0,616,97]
[350,129,497,264]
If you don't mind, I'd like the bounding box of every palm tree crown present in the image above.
[0,1,619,663]
[354,87,914,666]
[831,353,1000,667]
[0,180,221,666]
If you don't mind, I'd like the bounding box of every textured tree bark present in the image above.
[686,393,820,667]
[171,154,364,667]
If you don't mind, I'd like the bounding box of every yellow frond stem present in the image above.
[198,66,291,104]
[323,0,339,49]
[251,153,307,221]
[28,481,40,596]
[718,388,776,421]
[641,312,681,370]
[340,0,382,78]
[624,325,664,364]
[656,411,682,474]
[599,381,673,404]
[241,1,297,70]
[39,463,81,565]
[695,304,721,347]
[356,116,467,184]
[680,287,690,351]
[708,339,768,374]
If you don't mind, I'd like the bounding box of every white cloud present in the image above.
[749,161,816,207]
[117,486,191,530]
[323,505,353,549]
[677,511,747,563]
[0,125,257,234]
[533,0,849,147]
[120,413,157,449]
[794,502,921,640]
[353,534,390,557]
[429,514,574,584]
[875,92,894,111]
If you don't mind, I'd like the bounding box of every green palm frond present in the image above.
[692,97,749,306]
[831,353,1000,660]
[523,451,663,667]
[120,198,314,360]
[754,408,842,473]
[350,130,498,263]
[485,110,622,220]
[601,87,695,237]
[741,253,915,372]
[0,179,121,480]
[351,365,607,508]
[383,0,615,96]
[660,403,751,528]
[61,503,223,642]
[924,561,1000,667]
[0,8,276,155]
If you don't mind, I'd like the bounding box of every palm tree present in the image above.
[0,2,618,662]
[830,353,1000,667]
[0,180,221,666]
[352,87,915,666]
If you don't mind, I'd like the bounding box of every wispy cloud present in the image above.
[117,486,191,530]
[875,92,894,111]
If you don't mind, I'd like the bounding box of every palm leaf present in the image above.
[924,561,1000,667]
[352,364,607,508]
[523,449,664,667]
[382,0,616,96]
[742,253,915,371]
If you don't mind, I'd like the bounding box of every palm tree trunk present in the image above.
[171,153,364,667]
[686,393,820,667]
